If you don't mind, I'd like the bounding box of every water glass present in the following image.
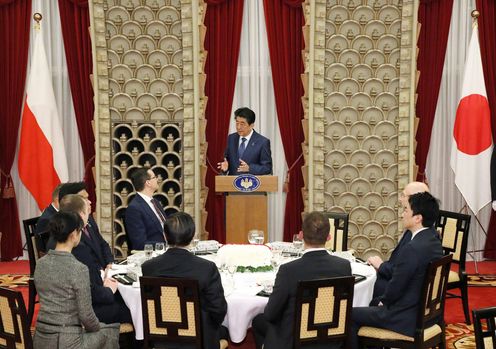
[261,279,274,294]
[191,238,200,254]
[255,234,265,245]
[247,230,259,244]
[292,234,303,256]
[144,244,154,259]
[155,242,165,255]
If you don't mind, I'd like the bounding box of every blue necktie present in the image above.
[238,137,247,158]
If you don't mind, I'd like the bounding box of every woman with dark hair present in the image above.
[33,211,119,349]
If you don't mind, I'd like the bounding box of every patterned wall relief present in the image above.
[319,0,407,259]
[93,0,194,258]
[112,121,182,258]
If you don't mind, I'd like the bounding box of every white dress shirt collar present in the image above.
[238,129,254,146]
[411,227,428,241]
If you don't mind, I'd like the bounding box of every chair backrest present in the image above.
[472,306,496,349]
[0,287,33,349]
[22,217,40,276]
[415,254,452,339]
[140,276,202,348]
[323,212,349,252]
[293,276,354,349]
[435,210,470,270]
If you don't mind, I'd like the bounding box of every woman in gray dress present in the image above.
[33,211,119,349]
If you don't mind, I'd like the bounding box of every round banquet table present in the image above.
[114,253,377,342]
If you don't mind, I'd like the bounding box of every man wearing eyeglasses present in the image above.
[125,167,167,250]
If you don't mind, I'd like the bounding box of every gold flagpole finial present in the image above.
[33,12,42,31]
[471,10,479,29]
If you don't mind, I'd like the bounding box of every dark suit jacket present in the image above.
[357,227,443,337]
[224,130,272,175]
[47,216,113,268]
[263,250,352,349]
[125,194,166,250]
[34,204,57,252]
[372,230,412,300]
[141,248,227,349]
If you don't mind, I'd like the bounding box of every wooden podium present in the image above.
[215,175,278,243]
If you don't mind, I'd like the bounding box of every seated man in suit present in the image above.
[125,167,166,250]
[367,181,430,304]
[34,183,63,252]
[141,212,228,349]
[252,211,352,349]
[46,182,114,270]
[59,194,132,324]
[217,107,272,175]
[350,192,443,349]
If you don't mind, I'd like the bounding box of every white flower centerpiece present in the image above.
[216,244,273,273]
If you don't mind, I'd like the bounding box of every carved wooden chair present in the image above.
[140,276,227,349]
[0,287,33,349]
[435,210,471,324]
[358,254,452,349]
[293,276,354,349]
[22,217,41,326]
[472,306,496,349]
[323,212,349,252]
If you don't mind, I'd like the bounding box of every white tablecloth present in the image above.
[116,257,376,342]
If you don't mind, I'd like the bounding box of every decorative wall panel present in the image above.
[90,0,200,258]
[304,0,416,259]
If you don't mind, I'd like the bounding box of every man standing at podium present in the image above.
[217,107,272,175]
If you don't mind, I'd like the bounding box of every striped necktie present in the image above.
[152,198,166,224]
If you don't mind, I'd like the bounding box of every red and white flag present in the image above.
[451,22,493,214]
[18,28,68,210]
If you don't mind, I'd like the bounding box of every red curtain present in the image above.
[58,0,96,209]
[0,0,31,260]
[415,0,453,181]
[263,0,305,241]
[476,0,496,258]
[204,0,244,242]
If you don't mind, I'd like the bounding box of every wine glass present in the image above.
[227,264,237,288]
[248,230,259,244]
[155,242,165,255]
[292,234,303,257]
[144,244,154,259]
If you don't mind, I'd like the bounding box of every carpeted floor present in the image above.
[1,260,494,348]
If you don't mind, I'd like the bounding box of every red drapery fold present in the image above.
[476,0,496,259]
[58,0,96,209]
[415,0,453,181]
[0,0,31,260]
[263,0,305,241]
[204,0,244,242]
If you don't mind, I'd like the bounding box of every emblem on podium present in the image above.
[233,174,261,192]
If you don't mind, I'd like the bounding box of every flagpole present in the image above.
[17,12,44,259]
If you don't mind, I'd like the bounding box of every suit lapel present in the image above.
[241,131,259,161]
[137,195,164,230]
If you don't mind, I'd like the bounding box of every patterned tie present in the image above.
[151,198,166,224]
[238,137,247,158]
[82,226,92,240]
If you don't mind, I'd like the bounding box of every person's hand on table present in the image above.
[367,256,383,270]
[104,278,118,294]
